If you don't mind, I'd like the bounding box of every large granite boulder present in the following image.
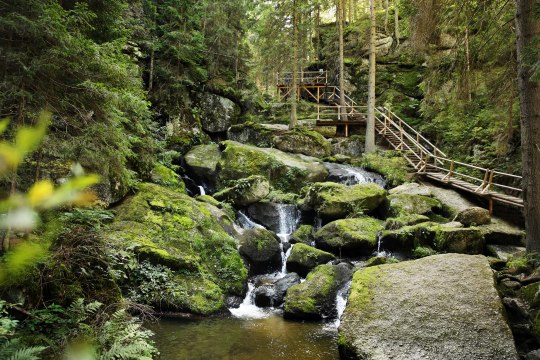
[455,207,491,226]
[107,183,247,315]
[314,217,384,256]
[339,254,518,360]
[434,227,485,254]
[284,263,352,320]
[214,176,270,207]
[238,228,282,275]
[388,182,432,197]
[254,272,301,307]
[303,182,386,219]
[290,225,314,245]
[196,93,240,133]
[286,243,336,277]
[384,193,442,217]
[217,141,328,193]
[184,144,222,189]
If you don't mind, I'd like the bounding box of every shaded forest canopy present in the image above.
[0,0,539,359]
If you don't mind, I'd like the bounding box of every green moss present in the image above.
[356,151,410,187]
[107,183,248,313]
[304,182,386,219]
[263,190,301,204]
[386,194,442,218]
[522,282,540,308]
[346,266,385,320]
[291,225,314,245]
[413,246,437,258]
[434,227,485,254]
[274,127,332,158]
[315,217,384,255]
[151,164,186,193]
[384,214,430,230]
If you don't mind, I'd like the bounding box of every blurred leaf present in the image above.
[28,180,54,207]
[0,118,10,135]
[0,207,39,231]
[0,242,45,285]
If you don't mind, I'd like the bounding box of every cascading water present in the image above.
[324,162,386,187]
[198,186,206,196]
[231,205,300,319]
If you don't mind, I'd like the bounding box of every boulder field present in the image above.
[339,254,518,360]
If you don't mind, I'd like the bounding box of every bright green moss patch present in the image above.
[356,151,410,187]
[151,163,186,193]
[291,224,314,245]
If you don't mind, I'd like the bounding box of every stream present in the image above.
[150,163,386,359]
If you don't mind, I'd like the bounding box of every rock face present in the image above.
[388,182,432,197]
[238,228,282,275]
[331,136,364,157]
[339,254,518,360]
[247,203,299,233]
[284,263,352,320]
[385,193,442,217]
[227,123,332,158]
[218,141,328,193]
[107,183,248,315]
[303,182,386,219]
[286,243,336,277]
[455,207,491,226]
[184,144,222,189]
[290,224,314,245]
[150,164,186,193]
[197,93,240,133]
[214,176,270,206]
[434,227,485,254]
[314,218,384,256]
[254,272,301,307]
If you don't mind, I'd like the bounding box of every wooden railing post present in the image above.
[399,119,404,150]
[482,170,495,194]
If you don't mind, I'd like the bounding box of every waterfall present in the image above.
[229,282,271,319]
[237,211,264,230]
[198,186,206,196]
[324,163,386,187]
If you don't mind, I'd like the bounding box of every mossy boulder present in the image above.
[434,227,485,254]
[214,176,270,206]
[522,282,540,308]
[247,202,299,233]
[356,151,410,188]
[274,128,332,158]
[479,222,525,246]
[339,254,518,360]
[380,222,440,252]
[184,144,222,188]
[314,217,384,256]
[151,164,186,193]
[384,193,442,218]
[107,183,248,315]
[331,135,365,157]
[217,141,328,193]
[384,214,430,230]
[284,263,352,320]
[455,207,491,226]
[238,228,282,275]
[303,182,386,219]
[290,224,314,245]
[227,122,276,148]
[388,182,432,197]
[286,243,336,277]
[196,92,240,133]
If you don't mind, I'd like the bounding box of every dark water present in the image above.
[147,315,340,360]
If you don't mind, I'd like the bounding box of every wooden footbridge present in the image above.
[276,70,524,212]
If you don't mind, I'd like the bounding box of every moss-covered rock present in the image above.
[238,228,282,275]
[522,282,540,308]
[214,176,270,206]
[314,217,384,256]
[355,151,410,187]
[274,128,332,158]
[384,214,430,230]
[303,182,386,219]
[151,164,186,193]
[331,135,365,157]
[384,194,442,218]
[217,141,328,193]
[286,243,336,277]
[196,92,241,133]
[247,202,299,233]
[290,224,314,245]
[227,122,276,148]
[412,246,438,258]
[284,263,352,320]
[434,227,485,254]
[479,222,525,246]
[380,222,440,251]
[184,144,222,188]
[107,183,248,315]
[388,182,432,197]
[339,254,518,360]
[455,207,491,226]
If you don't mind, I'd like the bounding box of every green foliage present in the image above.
[357,151,409,188]
[0,339,46,360]
[61,209,115,230]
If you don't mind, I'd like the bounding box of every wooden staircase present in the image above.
[276,71,524,212]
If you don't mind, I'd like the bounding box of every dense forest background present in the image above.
[0,0,532,358]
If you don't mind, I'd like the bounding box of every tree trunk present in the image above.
[149,46,155,92]
[384,0,389,33]
[394,0,400,46]
[365,0,377,153]
[290,0,299,129]
[516,0,540,253]
[465,27,472,101]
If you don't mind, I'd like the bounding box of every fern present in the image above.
[0,339,46,360]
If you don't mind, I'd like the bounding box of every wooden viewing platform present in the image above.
[275,70,524,212]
